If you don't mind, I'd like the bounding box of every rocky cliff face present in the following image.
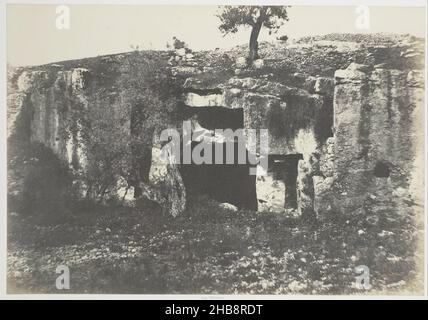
[325,64,425,217]
[7,33,425,220]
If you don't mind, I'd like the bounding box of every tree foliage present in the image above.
[217,6,290,62]
[81,51,181,200]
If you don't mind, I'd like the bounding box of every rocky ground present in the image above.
[7,196,422,295]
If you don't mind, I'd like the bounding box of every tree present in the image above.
[73,50,181,202]
[217,6,290,64]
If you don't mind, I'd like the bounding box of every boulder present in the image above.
[252,59,264,69]
[235,56,247,68]
[219,202,238,212]
[334,63,369,84]
[145,139,186,217]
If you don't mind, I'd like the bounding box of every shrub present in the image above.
[20,143,75,225]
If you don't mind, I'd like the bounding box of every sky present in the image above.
[6,4,426,66]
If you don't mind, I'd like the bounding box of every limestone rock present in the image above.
[227,88,242,97]
[228,77,261,90]
[219,203,238,212]
[184,92,225,107]
[332,67,424,216]
[297,155,316,220]
[171,66,201,76]
[313,176,334,217]
[146,139,186,217]
[319,137,335,177]
[252,59,264,69]
[235,56,247,68]
[70,68,89,92]
[7,93,28,139]
[16,70,48,92]
[334,63,369,84]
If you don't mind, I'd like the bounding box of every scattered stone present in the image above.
[171,66,201,76]
[378,230,394,237]
[235,56,247,68]
[219,202,238,212]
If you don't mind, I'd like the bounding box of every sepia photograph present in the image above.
[2,1,427,298]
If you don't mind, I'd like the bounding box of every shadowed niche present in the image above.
[267,154,303,210]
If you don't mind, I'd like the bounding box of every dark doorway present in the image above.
[179,106,257,210]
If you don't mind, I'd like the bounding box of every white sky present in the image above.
[7,5,426,66]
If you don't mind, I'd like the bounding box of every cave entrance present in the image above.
[257,154,303,212]
[179,106,258,210]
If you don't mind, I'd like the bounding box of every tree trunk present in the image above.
[249,20,263,64]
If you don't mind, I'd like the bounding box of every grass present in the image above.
[7,196,421,295]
